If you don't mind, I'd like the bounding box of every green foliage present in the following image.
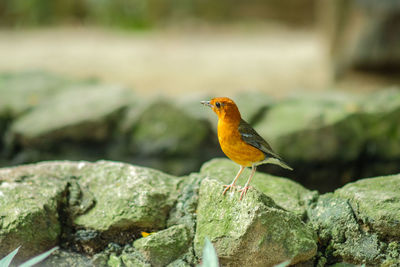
[199,237,219,267]
[0,0,313,29]
[0,246,58,267]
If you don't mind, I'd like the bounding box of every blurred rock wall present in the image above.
[1,71,400,193]
[319,0,400,79]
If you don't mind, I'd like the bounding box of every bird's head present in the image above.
[201,97,241,122]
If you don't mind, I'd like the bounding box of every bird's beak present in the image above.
[201,100,213,108]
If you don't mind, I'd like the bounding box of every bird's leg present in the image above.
[223,166,245,195]
[239,165,256,200]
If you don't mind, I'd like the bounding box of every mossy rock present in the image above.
[130,101,209,156]
[0,71,71,117]
[307,173,400,265]
[335,174,400,238]
[74,161,181,234]
[254,89,400,163]
[0,162,75,262]
[254,92,364,162]
[194,178,317,266]
[10,84,134,147]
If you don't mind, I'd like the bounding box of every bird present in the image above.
[201,97,293,200]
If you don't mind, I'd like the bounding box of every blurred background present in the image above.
[0,0,399,192]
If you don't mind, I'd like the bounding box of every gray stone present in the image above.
[307,174,400,265]
[10,83,134,147]
[335,174,400,238]
[254,92,364,162]
[74,161,181,233]
[41,250,92,267]
[0,162,74,262]
[130,100,209,156]
[194,178,317,267]
[0,71,70,117]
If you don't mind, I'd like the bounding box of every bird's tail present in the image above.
[263,157,293,171]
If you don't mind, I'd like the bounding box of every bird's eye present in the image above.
[215,102,221,108]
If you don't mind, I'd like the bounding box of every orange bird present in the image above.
[201,97,293,200]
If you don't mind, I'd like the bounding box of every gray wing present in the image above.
[238,119,293,170]
[238,119,281,159]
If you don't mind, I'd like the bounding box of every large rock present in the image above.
[335,174,400,238]
[254,92,364,163]
[0,160,182,261]
[194,178,317,266]
[0,71,70,117]
[130,101,209,156]
[307,174,400,266]
[10,83,134,147]
[74,161,181,235]
[0,162,73,262]
[200,158,316,217]
[255,90,400,163]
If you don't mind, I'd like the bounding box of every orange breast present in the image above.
[218,120,265,167]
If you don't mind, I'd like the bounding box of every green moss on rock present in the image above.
[0,162,75,262]
[133,224,191,267]
[335,174,400,238]
[194,178,317,267]
[74,161,181,232]
[307,173,400,265]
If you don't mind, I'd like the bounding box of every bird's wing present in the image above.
[238,119,282,160]
[238,119,293,170]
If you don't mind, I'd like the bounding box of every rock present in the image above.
[234,91,275,124]
[0,162,73,262]
[130,100,209,156]
[200,158,316,217]
[0,71,70,117]
[307,174,400,265]
[307,193,381,264]
[133,224,192,267]
[194,178,317,266]
[120,251,151,267]
[361,89,400,160]
[254,92,364,163]
[10,83,134,147]
[41,250,92,267]
[335,174,400,238]
[0,160,182,259]
[167,173,202,232]
[74,161,181,235]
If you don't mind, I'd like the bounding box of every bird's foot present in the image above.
[222,184,236,195]
[238,186,251,201]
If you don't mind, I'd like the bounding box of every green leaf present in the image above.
[19,247,58,267]
[273,260,291,267]
[200,237,219,267]
[0,246,20,267]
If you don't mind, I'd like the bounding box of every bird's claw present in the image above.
[238,186,251,201]
[222,184,236,195]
